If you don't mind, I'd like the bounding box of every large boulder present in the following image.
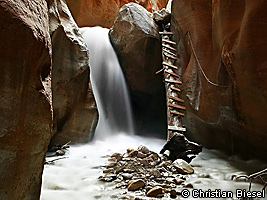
[0,0,52,199]
[65,0,169,28]
[110,3,167,137]
[171,0,267,160]
[49,0,98,146]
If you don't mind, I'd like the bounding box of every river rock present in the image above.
[172,159,194,174]
[0,0,52,199]
[110,3,167,138]
[146,186,163,197]
[65,0,169,28]
[128,179,145,191]
[171,0,267,161]
[137,145,150,154]
[170,189,177,198]
[48,0,98,146]
[149,169,162,178]
[111,152,123,161]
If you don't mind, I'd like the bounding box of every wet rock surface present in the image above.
[99,145,196,199]
[110,3,167,138]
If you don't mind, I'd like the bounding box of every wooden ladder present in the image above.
[159,31,186,139]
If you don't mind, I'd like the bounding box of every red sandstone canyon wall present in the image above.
[172,0,267,160]
[65,0,169,28]
[0,0,52,198]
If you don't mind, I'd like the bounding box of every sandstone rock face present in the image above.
[49,0,98,145]
[0,0,52,199]
[65,0,169,28]
[172,0,267,160]
[110,3,167,137]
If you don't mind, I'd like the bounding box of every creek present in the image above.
[41,27,266,200]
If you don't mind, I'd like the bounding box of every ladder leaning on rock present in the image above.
[158,30,186,140]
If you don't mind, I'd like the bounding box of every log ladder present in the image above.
[159,31,186,139]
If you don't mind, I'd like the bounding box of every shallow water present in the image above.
[41,134,266,200]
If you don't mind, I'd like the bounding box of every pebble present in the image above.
[146,186,163,197]
[184,183,194,188]
[172,159,194,174]
[111,153,123,161]
[128,179,145,191]
[170,189,177,198]
[137,145,150,154]
[100,146,197,199]
[173,178,185,185]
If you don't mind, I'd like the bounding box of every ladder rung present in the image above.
[168,125,186,132]
[165,70,179,78]
[163,62,178,70]
[169,103,186,110]
[169,96,184,103]
[170,86,181,92]
[159,32,174,35]
[165,79,182,85]
[162,39,176,45]
[170,110,185,117]
[163,49,177,57]
[162,44,177,51]
[163,52,177,60]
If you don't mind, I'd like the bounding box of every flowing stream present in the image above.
[41,27,266,200]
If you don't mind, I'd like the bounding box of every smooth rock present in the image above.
[49,0,98,145]
[110,3,167,137]
[137,145,150,154]
[172,159,194,174]
[65,0,169,28]
[0,0,52,198]
[128,179,145,191]
[111,153,123,161]
[172,0,267,161]
[146,186,163,197]
[170,189,177,198]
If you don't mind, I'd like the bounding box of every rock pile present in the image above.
[99,145,195,198]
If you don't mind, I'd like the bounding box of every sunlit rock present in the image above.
[0,0,52,199]
[65,0,169,28]
[48,0,98,145]
[110,3,167,137]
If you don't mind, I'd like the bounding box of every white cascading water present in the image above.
[80,26,134,140]
[41,27,266,200]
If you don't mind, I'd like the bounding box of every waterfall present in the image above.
[80,26,134,140]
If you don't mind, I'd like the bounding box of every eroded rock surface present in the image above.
[171,0,267,160]
[65,0,169,28]
[49,0,98,146]
[0,0,52,199]
[110,3,167,137]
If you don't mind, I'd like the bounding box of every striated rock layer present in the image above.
[0,0,52,199]
[65,0,169,28]
[49,0,98,146]
[110,3,167,137]
[171,0,267,160]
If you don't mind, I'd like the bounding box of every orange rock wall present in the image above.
[65,0,169,27]
[172,0,267,160]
